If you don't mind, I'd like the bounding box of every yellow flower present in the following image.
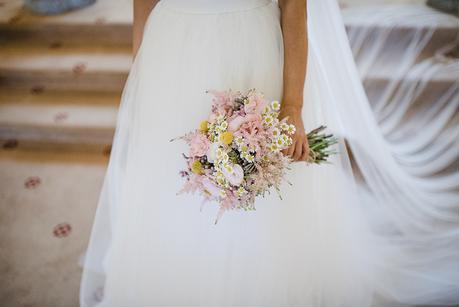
[199,120,209,132]
[191,160,203,174]
[220,131,234,145]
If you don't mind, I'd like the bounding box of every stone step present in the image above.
[0,0,132,47]
[0,46,132,92]
[0,90,121,106]
[0,92,119,153]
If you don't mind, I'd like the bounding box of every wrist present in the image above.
[280,104,302,113]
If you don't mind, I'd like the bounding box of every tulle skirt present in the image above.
[80,1,459,306]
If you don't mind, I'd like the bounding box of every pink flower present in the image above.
[228,113,263,132]
[245,113,263,124]
[228,115,245,132]
[244,95,267,114]
[189,133,210,157]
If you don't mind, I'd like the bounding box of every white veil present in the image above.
[80,0,459,305]
[308,0,459,304]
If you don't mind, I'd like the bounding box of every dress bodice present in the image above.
[160,0,274,13]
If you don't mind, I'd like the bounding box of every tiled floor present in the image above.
[0,150,108,307]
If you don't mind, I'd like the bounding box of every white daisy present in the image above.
[235,136,245,146]
[272,128,281,138]
[262,105,271,115]
[220,121,228,130]
[271,100,281,111]
[270,143,280,153]
[245,154,255,163]
[287,124,296,135]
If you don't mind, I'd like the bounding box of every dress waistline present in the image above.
[157,0,274,14]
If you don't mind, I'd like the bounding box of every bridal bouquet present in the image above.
[174,89,337,224]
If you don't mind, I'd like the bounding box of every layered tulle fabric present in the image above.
[342,4,459,304]
[80,1,459,306]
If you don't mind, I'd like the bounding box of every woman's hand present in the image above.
[279,105,310,162]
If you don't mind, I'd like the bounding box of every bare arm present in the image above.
[133,0,159,57]
[278,0,309,162]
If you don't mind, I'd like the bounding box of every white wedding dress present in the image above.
[80,1,459,306]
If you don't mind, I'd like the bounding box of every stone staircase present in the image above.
[0,1,458,156]
[0,0,132,154]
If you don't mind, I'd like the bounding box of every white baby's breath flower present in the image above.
[271,100,281,111]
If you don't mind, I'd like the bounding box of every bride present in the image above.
[80,0,459,306]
